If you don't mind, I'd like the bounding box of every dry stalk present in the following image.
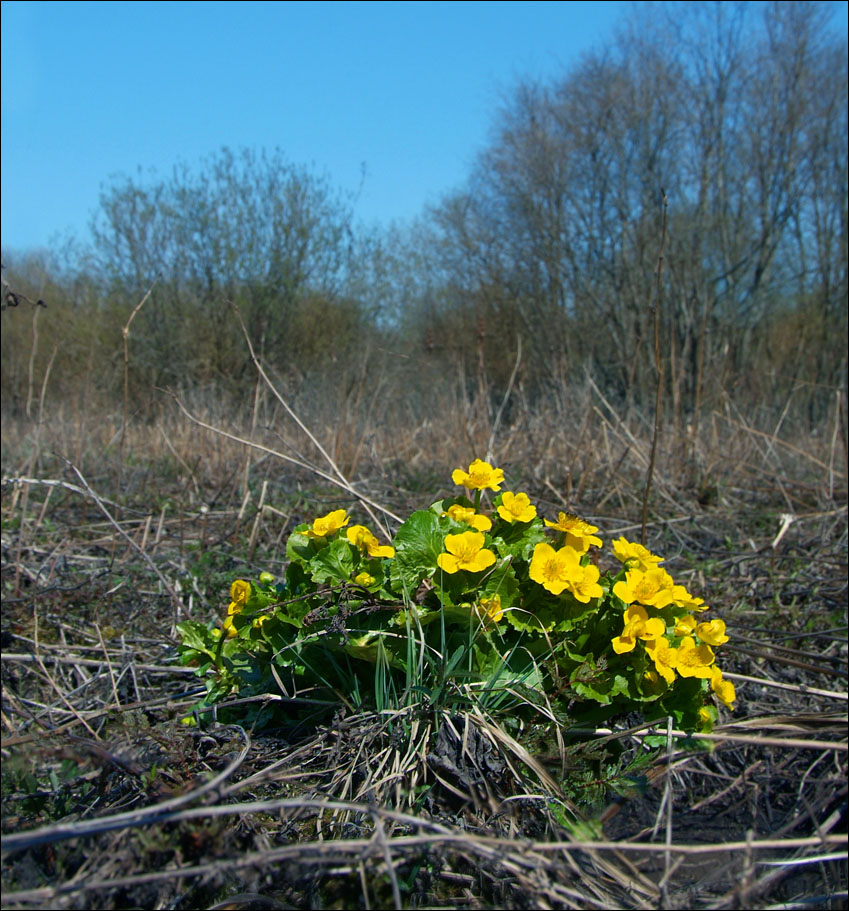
[231,303,395,537]
[166,392,402,525]
[485,335,522,465]
[641,189,668,545]
[120,281,157,465]
[24,302,41,421]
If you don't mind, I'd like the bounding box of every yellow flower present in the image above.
[253,614,271,628]
[528,542,581,595]
[354,571,376,587]
[566,563,604,603]
[227,579,251,616]
[611,537,664,570]
[645,637,678,684]
[442,504,492,531]
[672,584,708,612]
[675,636,715,678]
[674,614,697,637]
[229,579,251,611]
[544,513,602,552]
[696,619,729,646]
[222,615,238,638]
[497,491,537,524]
[305,508,350,539]
[613,568,675,609]
[451,459,505,492]
[611,629,639,654]
[346,524,395,558]
[711,666,736,709]
[437,531,497,574]
[611,604,666,654]
[478,593,504,623]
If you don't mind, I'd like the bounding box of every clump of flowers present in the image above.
[178,458,735,733]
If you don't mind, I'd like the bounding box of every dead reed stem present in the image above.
[642,189,668,545]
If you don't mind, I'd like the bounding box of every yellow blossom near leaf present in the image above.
[674,614,697,637]
[672,584,708,611]
[611,627,639,654]
[229,579,251,614]
[611,537,664,569]
[626,604,666,638]
[253,614,271,628]
[442,503,492,531]
[437,531,497,574]
[612,604,666,653]
[698,706,713,727]
[451,459,505,492]
[222,615,238,638]
[566,563,604,603]
[696,618,729,646]
[675,636,715,678]
[305,509,350,539]
[478,593,504,623]
[497,491,537,524]
[346,524,395,558]
[645,637,678,684]
[528,542,582,595]
[354,571,376,587]
[612,568,675,609]
[544,513,602,552]
[711,666,736,709]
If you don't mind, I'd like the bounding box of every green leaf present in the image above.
[176,621,219,660]
[286,525,317,564]
[309,537,355,584]
[491,517,547,562]
[343,631,406,669]
[479,560,520,613]
[392,509,447,595]
[568,655,631,705]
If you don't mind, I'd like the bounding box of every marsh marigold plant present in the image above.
[178,458,735,732]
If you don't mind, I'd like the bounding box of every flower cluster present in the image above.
[609,541,734,707]
[179,458,736,736]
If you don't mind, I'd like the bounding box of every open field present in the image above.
[1,385,847,910]
[2,2,846,904]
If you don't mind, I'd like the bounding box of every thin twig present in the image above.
[486,335,522,464]
[120,281,157,463]
[641,189,668,544]
[166,391,402,524]
[231,303,396,536]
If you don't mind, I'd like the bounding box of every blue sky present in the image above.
[1,0,627,253]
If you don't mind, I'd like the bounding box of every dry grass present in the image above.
[1,377,847,909]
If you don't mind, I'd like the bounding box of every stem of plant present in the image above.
[641,189,668,546]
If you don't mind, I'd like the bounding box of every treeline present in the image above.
[2,1,846,434]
